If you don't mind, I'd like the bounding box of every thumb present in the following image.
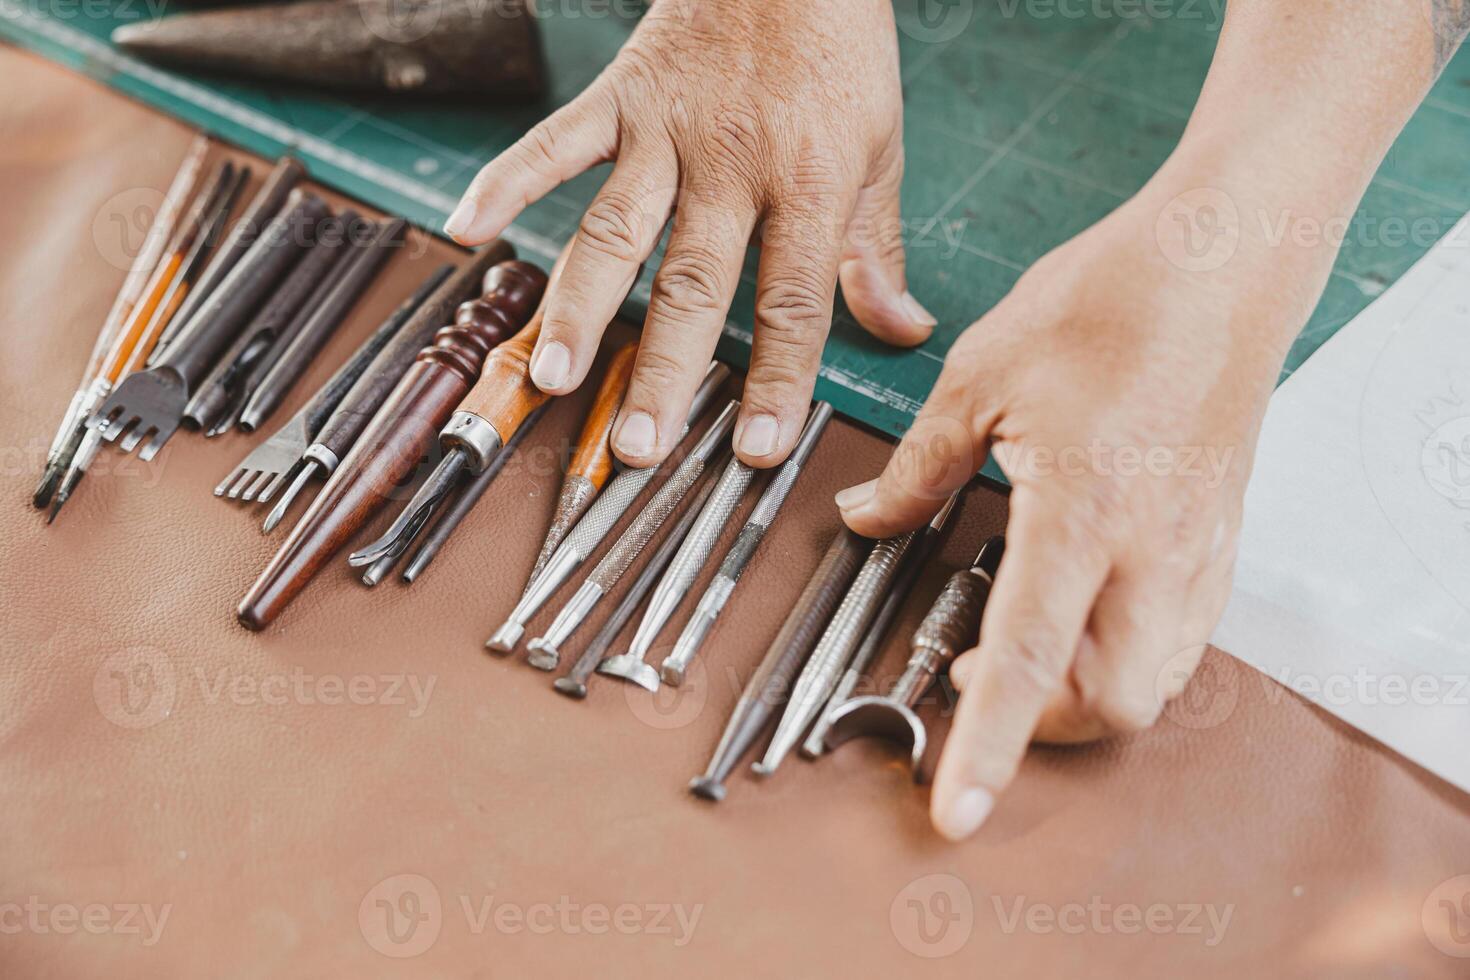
[838,137,936,347]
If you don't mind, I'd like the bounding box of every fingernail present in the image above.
[935,787,994,841]
[834,478,878,512]
[530,341,571,391]
[736,414,779,458]
[901,291,938,329]
[444,198,477,240]
[615,411,656,457]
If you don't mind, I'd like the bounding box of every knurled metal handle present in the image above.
[588,458,706,590]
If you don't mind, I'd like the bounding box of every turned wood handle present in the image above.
[567,341,637,486]
[237,258,547,630]
[311,241,514,460]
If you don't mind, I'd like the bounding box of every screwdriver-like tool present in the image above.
[552,467,723,700]
[484,363,730,654]
[525,341,638,585]
[346,279,559,570]
[259,244,514,532]
[237,260,546,630]
[33,134,210,509]
[689,529,869,802]
[596,446,757,691]
[824,536,1005,777]
[755,523,921,776]
[661,402,833,687]
[801,491,960,757]
[524,400,739,670]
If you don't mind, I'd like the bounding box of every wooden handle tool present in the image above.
[237,259,547,630]
[525,341,638,584]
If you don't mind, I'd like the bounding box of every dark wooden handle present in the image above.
[311,241,514,460]
[567,341,637,486]
[237,257,545,630]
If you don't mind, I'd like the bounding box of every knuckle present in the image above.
[654,250,726,317]
[516,123,564,176]
[756,270,831,335]
[578,193,645,263]
[630,345,688,394]
[1092,690,1162,734]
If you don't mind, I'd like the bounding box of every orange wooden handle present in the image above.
[567,341,637,487]
[457,308,549,440]
[102,251,184,383]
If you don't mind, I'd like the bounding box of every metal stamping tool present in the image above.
[260,245,513,531]
[524,400,738,670]
[92,189,330,461]
[184,206,356,434]
[552,469,722,700]
[754,525,921,776]
[801,491,960,757]
[34,134,211,509]
[824,536,1005,778]
[662,402,833,687]
[597,447,756,691]
[150,155,306,363]
[215,264,453,506]
[689,528,869,802]
[484,363,729,654]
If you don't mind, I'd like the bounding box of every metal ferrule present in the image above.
[663,605,718,681]
[302,443,341,473]
[439,410,504,472]
[528,580,605,658]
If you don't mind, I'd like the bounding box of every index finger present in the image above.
[930,490,1110,840]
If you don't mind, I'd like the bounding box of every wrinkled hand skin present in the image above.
[445,0,935,468]
[838,184,1340,841]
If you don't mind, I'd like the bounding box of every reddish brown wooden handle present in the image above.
[567,341,637,487]
[237,259,547,630]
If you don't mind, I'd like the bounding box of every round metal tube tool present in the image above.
[484,363,730,654]
[801,490,960,757]
[524,400,738,670]
[754,526,921,776]
[662,402,832,687]
[824,536,1005,778]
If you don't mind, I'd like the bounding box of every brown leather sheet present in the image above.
[2,45,1467,977]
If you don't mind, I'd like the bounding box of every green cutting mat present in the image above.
[3,0,1468,441]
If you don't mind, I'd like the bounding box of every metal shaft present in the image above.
[754,526,919,776]
[524,401,738,669]
[597,450,754,691]
[801,491,960,757]
[485,363,729,653]
[689,528,869,802]
[553,469,722,700]
[663,402,833,686]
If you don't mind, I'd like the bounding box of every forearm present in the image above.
[1139,0,1465,344]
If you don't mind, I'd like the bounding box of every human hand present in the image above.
[837,183,1335,841]
[444,0,936,467]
